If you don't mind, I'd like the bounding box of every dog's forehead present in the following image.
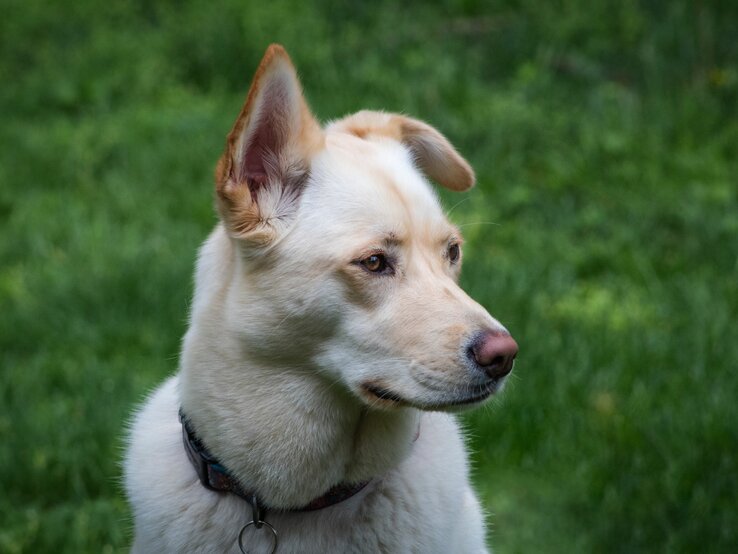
[306,132,450,239]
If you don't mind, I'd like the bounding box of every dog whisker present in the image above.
[457,221,501,228]
[445,196,472,217]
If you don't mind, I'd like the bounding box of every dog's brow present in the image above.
[383,233,403,247]
[358,233,403,254]
[446,226,463,244]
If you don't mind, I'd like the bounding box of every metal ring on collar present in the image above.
[238,519,278,554]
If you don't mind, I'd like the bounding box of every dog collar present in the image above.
[179,409,371,512]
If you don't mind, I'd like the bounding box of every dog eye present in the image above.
[448,243,460,263]
[361,254,389,273]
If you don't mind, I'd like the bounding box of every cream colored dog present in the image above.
[125,44,518,553]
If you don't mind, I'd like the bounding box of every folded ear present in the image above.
[331,111,475,192]
[215,44,323,245]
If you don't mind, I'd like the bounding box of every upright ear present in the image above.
[215,44,323,245]
[331,110,475,192]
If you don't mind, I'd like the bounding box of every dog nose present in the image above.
[468,330,518,379]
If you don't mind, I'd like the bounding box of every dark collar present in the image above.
[180,409,371,512]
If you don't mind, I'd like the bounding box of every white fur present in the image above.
[125,48,507,553]
[127,377,487,553]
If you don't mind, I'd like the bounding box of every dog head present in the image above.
[214,45,517,411]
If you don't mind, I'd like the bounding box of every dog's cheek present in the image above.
[224,274,343,364]
[335,266,389,310]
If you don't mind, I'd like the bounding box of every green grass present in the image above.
[2,1,737,552]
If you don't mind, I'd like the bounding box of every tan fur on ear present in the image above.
[331,110,475,191]
[215,44,323,244]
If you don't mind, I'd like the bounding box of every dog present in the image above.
[125,44,518,553]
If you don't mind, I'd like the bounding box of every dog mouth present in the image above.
[361,381,497,410]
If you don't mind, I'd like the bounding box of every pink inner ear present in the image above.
[241,133,273,186]
[239,82,291,187]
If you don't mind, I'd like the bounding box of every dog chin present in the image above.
[359,381,502,412]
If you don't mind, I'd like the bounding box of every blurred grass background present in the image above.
[1,0,737,552]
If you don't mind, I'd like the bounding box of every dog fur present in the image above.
[125,44,514,553]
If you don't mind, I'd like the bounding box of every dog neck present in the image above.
[177,227,420,509]
[179,353,420,509]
